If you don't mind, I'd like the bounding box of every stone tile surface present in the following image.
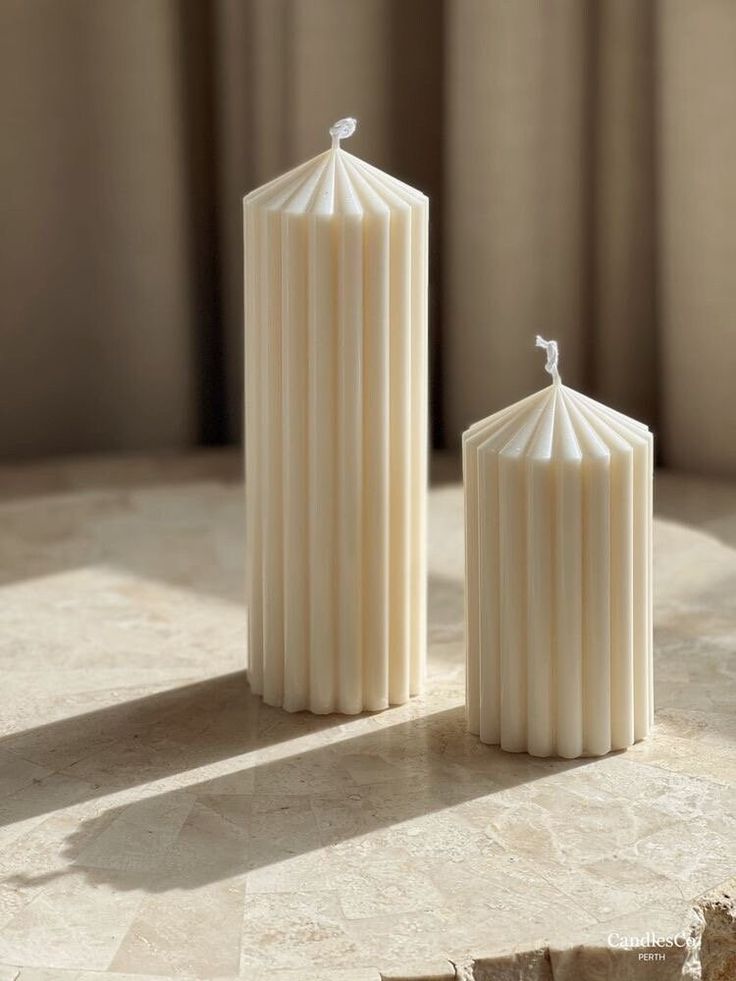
[0,451,733,978]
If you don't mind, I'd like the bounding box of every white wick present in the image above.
[535,335,561,384]
[329,117,357,149]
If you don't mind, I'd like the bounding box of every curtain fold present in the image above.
[1,0,734,473]
[0,0,197,456]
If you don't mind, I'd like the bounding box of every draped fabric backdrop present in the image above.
[1,0,735,472]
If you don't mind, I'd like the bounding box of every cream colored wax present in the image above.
[244,119,428,715]
[463,337,653,758]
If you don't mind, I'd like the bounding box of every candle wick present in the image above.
[329,117,357,150]
[535,335,561,385]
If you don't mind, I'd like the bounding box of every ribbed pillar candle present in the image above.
[463,337,653,758]
[244,119,428,715]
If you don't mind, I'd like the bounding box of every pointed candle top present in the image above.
[535,335,561,385]
[329,117,357,149]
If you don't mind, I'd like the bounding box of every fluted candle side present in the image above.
[244,121,428,715]
[463,340,653,758]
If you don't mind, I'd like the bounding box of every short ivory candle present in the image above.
[463,337,653,758]
[243,118,429,715]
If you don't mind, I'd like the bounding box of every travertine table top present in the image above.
[0,451,734,980]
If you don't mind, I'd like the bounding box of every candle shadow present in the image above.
[0,671,338,830]
[2,675,592,897]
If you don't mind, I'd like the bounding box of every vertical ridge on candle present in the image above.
[609,446,635,749]
[410,202,429,697]
[261,208,284,707]
[244,202,263,696]
[553,396,583,759]
[499,449,527,752]
[336,208,364,714]
[362,202,391,711]
[582,452,612,755]
[463,435,482,736]
[477,446,500,743]
[474,444,501,743]
[388,203,412,705]
[282,212,309,712]
[526,397,557,758]
[632,438,649,741]
[307,212,338,714]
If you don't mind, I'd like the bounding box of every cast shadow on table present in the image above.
[3,674,593,896]
[0,567,466,836]
[0,672,335,827]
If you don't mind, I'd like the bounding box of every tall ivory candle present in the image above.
[244,118,428,715]
[463,337,653,758]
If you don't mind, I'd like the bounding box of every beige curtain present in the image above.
[445,0,736,474]
[1,0,735,473]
